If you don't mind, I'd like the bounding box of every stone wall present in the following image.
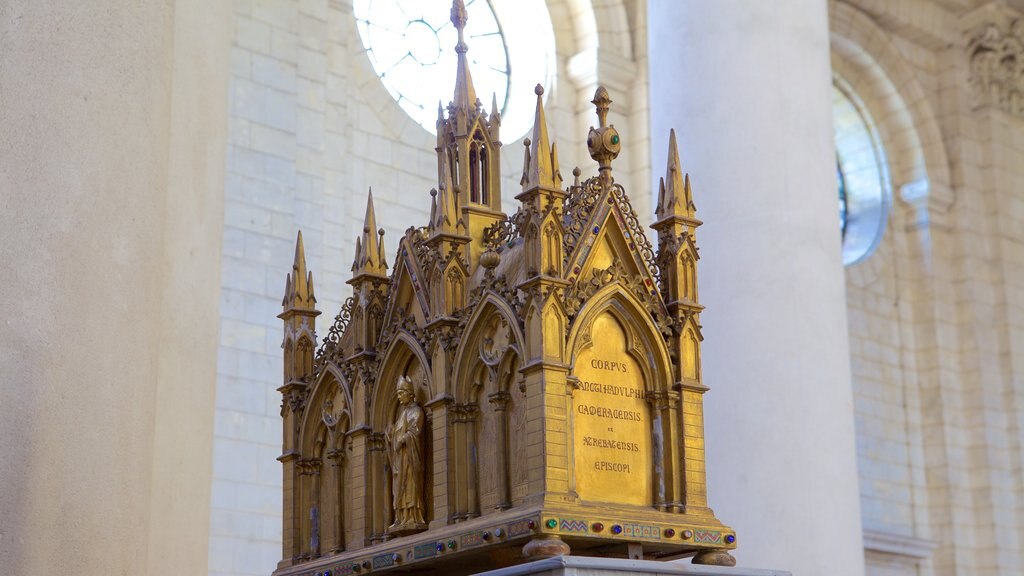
[834,1,1024,574]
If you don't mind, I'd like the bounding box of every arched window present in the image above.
[469,130,488,205]
[833,80,890,265]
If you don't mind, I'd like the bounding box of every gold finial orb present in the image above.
[587,86,620,171]
[480,248,501,270]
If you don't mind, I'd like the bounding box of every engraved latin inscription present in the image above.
[573,312,651,505]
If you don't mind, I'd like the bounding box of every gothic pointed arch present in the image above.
[370,331,433,428]
[451,294,526,403]
[567,283,673,394]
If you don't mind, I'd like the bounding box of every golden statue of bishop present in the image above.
[385,375,427,535]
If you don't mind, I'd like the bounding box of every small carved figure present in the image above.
[385,375,427,534]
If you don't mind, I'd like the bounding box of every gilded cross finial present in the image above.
[592,86,611,128]
[450,0,476,113]
[451,0,469,53]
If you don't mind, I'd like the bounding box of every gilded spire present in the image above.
[490,93,501,125]
[283,230,315,309]
[521,84,560,191]
[353,189,388,277]
[656,129,695,221]
[451,0,477,113]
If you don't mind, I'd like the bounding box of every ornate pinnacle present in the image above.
[284,230,315,309]
[490,92,501,125]
[656,128,693,221]
[587,86,621,180]
[451,0,469,53]
[450,0,476,114]
[521,84,559,192]
[353,189,387,277]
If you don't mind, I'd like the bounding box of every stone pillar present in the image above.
[0,2,230,576]
[647,1,864,574]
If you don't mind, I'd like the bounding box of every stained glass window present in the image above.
[354,0,555,138]
[832,83,890,266]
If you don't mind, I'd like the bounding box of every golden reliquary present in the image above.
[273,2,735,573]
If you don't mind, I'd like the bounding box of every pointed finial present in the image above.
[490,92,501,124]
[285,230,314,309]
[522,84,558,191]
[656,129,694,221]
[450,0,477,112]
[520,138,532,187]
[592,86,611,128]
[451,0,468,52]
[351,236,362,272]
[434,164,458,234]
[377,228,388,271]
[429,188,438,230]
[551,141,562,190]
[353,189,387,277]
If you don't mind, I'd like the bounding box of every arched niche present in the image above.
[451,296,527,515]
[566,285,674,508]
[367,331,432,539]
[296,369,353,558]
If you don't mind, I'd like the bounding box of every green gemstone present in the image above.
[545,519,558,529]
[611,134,620,145]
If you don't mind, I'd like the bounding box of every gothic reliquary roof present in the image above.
[273,1,733,572]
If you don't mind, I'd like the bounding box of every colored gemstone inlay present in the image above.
[545,519,558,529]
[611,135,619,145]
[592,226,600,234]
[682,530,693,540]
[725,534,736,544]
[482,531,491,540]
[664,528,675,538]
[435,543,444,553]
[527,520,537,530]
[611,525,622,535]
[592,522,604,532]
[447,540,457,550]
[495,528,505,537]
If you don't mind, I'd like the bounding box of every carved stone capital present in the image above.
[367,432,387,452]
[450,403,480,423]
[966,15,1024,116]
[487,390,512,410]
[646,390,673,411]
